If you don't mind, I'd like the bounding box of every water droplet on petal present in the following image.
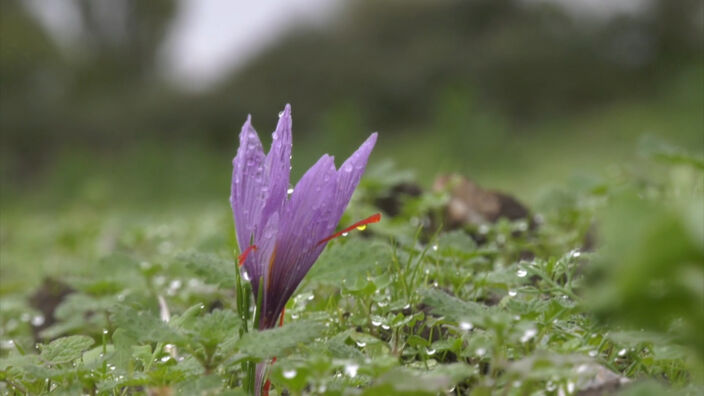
[356,224,367,231]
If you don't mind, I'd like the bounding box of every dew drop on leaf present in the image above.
[344,363,359,377]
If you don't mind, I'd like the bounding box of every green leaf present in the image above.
[180,252,237,288]
[111,328,137,370]
[306,239,390,285]
[39,335,95,364]
[420,288,488,325]
[110,305,182,343]
[183,309,241,351]
[235,320,325,359]
[365,363,473,395]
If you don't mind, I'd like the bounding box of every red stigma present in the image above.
[316,213,382,247]
[237,245,258,266]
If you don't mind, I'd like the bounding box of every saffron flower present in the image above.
[231,104,378,330]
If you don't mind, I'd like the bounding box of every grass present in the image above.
[0,134,702,394]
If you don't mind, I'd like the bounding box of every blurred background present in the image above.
[1,0,702,210]
[1,0,703,290]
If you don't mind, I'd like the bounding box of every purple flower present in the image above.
[230,104,378,329]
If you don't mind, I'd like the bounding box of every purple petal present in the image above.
[230,116,266,250]
[262,154,338,327]
[242,212,279,301]
[260,104,292,227]
[329,132,378,230]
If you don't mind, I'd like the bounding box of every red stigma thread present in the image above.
[237,245,258,266]
[316,213,382,247]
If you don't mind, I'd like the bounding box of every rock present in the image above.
[433,174,531,229]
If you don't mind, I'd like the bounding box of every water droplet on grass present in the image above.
[356,341,366,347]
[546,381,556,391]
[517,269,528,278]
[432,244,438,251]
[476,348,486,356]
[459,322,473,331]
[344,363,359,377]
[508,290,517,297]
[31,315,45,327]
[618,348,627,356]
[283,369,297,379]
[589,350,598,357]
[520,328,537,343]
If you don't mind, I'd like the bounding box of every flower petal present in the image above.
[262,154,338,327]
[260,104,292,226]
[231,116,266,250]
[329,132,378,230]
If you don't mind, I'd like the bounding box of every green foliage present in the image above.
[235,320,326,360]
[39,335,95,364]
[1,140,702,394]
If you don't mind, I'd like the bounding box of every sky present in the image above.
[24,0,650,91]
